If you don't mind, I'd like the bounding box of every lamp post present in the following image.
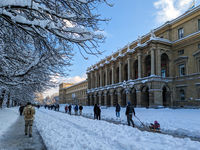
[123,80,130,105]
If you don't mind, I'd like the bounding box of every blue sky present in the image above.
[43,0,200,97]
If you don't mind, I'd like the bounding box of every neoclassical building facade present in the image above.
[59,80,88,105]
[86,6,200,108]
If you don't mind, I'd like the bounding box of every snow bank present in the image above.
[0,107,19,136]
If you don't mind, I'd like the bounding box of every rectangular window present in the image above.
[179,64,185,76]
[198,44,200,49]
[198,19,200,31]
[199,60,200,73]
[178,28,183,39]
[161,69,166,77]
[160,36,163,38]
[178,50,184,55]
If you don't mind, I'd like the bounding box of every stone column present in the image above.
[119,62,122,82]
[151,48,155,75]
[110,93,114,106]
[117,92,122,106]
[105,68,108,85]
[98,94,101,106]
[136,90,142,107]
[128,58,131,80]
[91,72,93,88]
[104,94,107,106]
[150,89,163,107]
[100,70,102,87]
[156,49,161,76]
[138,54,142,78]
[112,65,115,84]
[95,72,98,88]
[94,95,97,104]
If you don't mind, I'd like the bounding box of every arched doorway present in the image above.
[161,53,169,77]
[101,92,104,106]
[121,89,126,107]
[96,93,99,105]
[141,86,149,108]
[124,64,128,81]
[107,91,111,107]
[113,90,118,106]
[145,55,151,77]
[163,87,167,107]
[162,86,171,107]
[91,94,94,106]
[87,95,90,106]
[130,88,137,107]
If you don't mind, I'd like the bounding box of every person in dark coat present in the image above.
[97,106,101,120]
[79,105,83,115]
[65,105,68,113]
[116,104,121,117]
[74,105,78,115]
[93,104,99,119]
[125,101,136,127]
[68,104,72,115]
[19,105,24,115]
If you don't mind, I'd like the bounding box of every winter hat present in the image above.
[154,121,158,124]
[127,101,130,104]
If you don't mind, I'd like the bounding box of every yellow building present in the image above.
[86,6,200,108]
[59,80,88,105]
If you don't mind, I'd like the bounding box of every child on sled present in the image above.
[149,120,160,130]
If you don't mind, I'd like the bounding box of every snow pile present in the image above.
[35,108,200,150]
[0,107,19,136]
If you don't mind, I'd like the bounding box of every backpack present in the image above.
[25,106,33,119]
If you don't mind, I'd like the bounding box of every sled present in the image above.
[135,116,161,133]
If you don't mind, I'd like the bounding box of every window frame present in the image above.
[180,89,185,100]
[178,28,184,39]
[198,19,200,31]
[179,64,185,77]
[178,49,184,55]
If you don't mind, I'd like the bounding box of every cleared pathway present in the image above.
[0,115,46,150]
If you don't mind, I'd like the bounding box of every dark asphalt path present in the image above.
[0,115,47,150]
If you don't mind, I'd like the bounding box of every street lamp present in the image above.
[123,80,130,106]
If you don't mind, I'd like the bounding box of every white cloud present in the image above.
[95,30,112,37]
[43,73,87,98]
[154,0,193,24]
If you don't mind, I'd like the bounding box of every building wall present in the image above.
[86,6,200,108]
[59,80,88,105]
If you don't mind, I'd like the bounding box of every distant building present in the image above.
[59,80,88,105]
[86,6,200,108]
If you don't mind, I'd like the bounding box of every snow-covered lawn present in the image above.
[0,107,19,137]
[58,105,200,139]
[35,106,200,150]
[1,106,200,150]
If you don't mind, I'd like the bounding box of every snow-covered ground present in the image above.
[58,104,200,139]
[1,106,200,150]
[0,107,19,137]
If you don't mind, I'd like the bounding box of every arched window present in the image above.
[180,89,185,100]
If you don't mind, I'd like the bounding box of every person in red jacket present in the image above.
[65,105,68,113]
[150,121,160,130]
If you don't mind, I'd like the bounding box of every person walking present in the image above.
[97,106,101,120]
[68,104,72,115]
[79,105,83,115]
[115,104,121,117]
[125,101,135,127]
[57,104,60,111]
[93,104,98,119]
[74,105,78,115]
[65,105,68,113]
[19,105,24,116]
[23,102,36,137]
